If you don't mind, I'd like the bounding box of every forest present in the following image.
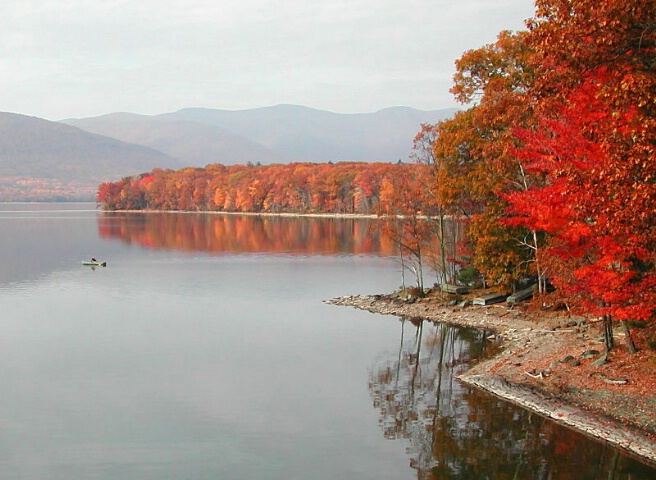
[98,0,655,354]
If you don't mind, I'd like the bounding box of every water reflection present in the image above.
[98,212,397,256]
[0,203,102,285]
[369,318,655,479]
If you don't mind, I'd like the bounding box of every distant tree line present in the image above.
[97,162,423,215]
[97,161,466,294]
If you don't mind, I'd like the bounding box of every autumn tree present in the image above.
[97,180,124,210]
[503,0,656,352]
[430,30,543,290]
[379,164,435,293]
[411,123,464,286]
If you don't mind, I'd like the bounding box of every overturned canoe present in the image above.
[472,292,506,306]
[506,285,536,304]
[441,284,470,294]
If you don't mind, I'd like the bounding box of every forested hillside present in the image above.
[0,112,183,201]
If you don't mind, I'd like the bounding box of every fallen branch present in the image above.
[591,372,629,385]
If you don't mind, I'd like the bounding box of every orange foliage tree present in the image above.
[428,30,542,290]
[378,163,435,292]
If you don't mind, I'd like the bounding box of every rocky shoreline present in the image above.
[326,292,656,467]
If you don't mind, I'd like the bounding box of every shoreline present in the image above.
[101,209,381,219]
[326,293,656,467]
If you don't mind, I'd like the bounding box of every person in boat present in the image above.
[91,257,97,263]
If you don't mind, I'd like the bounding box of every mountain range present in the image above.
[0,105,457,201]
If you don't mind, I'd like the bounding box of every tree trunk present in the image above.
[438,212,448,285]
[416,245,424,293]
[620,320,637,354]
[603,314,615,353]
[531,229,546,294]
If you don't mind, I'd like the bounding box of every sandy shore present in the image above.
[326,292,656,467]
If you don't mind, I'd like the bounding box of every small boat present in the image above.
[472,292,506,306]
[506,285,536,305]
[441,283,469,294]
[82,260,107,267]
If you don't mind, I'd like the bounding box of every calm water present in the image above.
[0,203,654,479]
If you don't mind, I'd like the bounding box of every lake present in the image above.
[0,203,654,479]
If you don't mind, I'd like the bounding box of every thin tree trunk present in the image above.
[416,245,424,293]
[620,320,637,354]
[531,229,545,294]
[439,212,448,285]
[603,314,615,353]
[399,238,406,290]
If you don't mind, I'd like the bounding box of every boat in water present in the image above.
[82,259,107,267]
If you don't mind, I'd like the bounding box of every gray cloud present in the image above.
[1,0,535,120]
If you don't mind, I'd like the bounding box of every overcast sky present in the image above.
[1,0,536,120]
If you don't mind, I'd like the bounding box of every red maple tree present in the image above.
[505,71,656,352]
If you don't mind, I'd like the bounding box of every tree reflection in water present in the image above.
[98,211,396,256]
[368,318,655,480]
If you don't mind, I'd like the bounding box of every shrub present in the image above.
[647,338,656,351]
[458,266,481,286]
